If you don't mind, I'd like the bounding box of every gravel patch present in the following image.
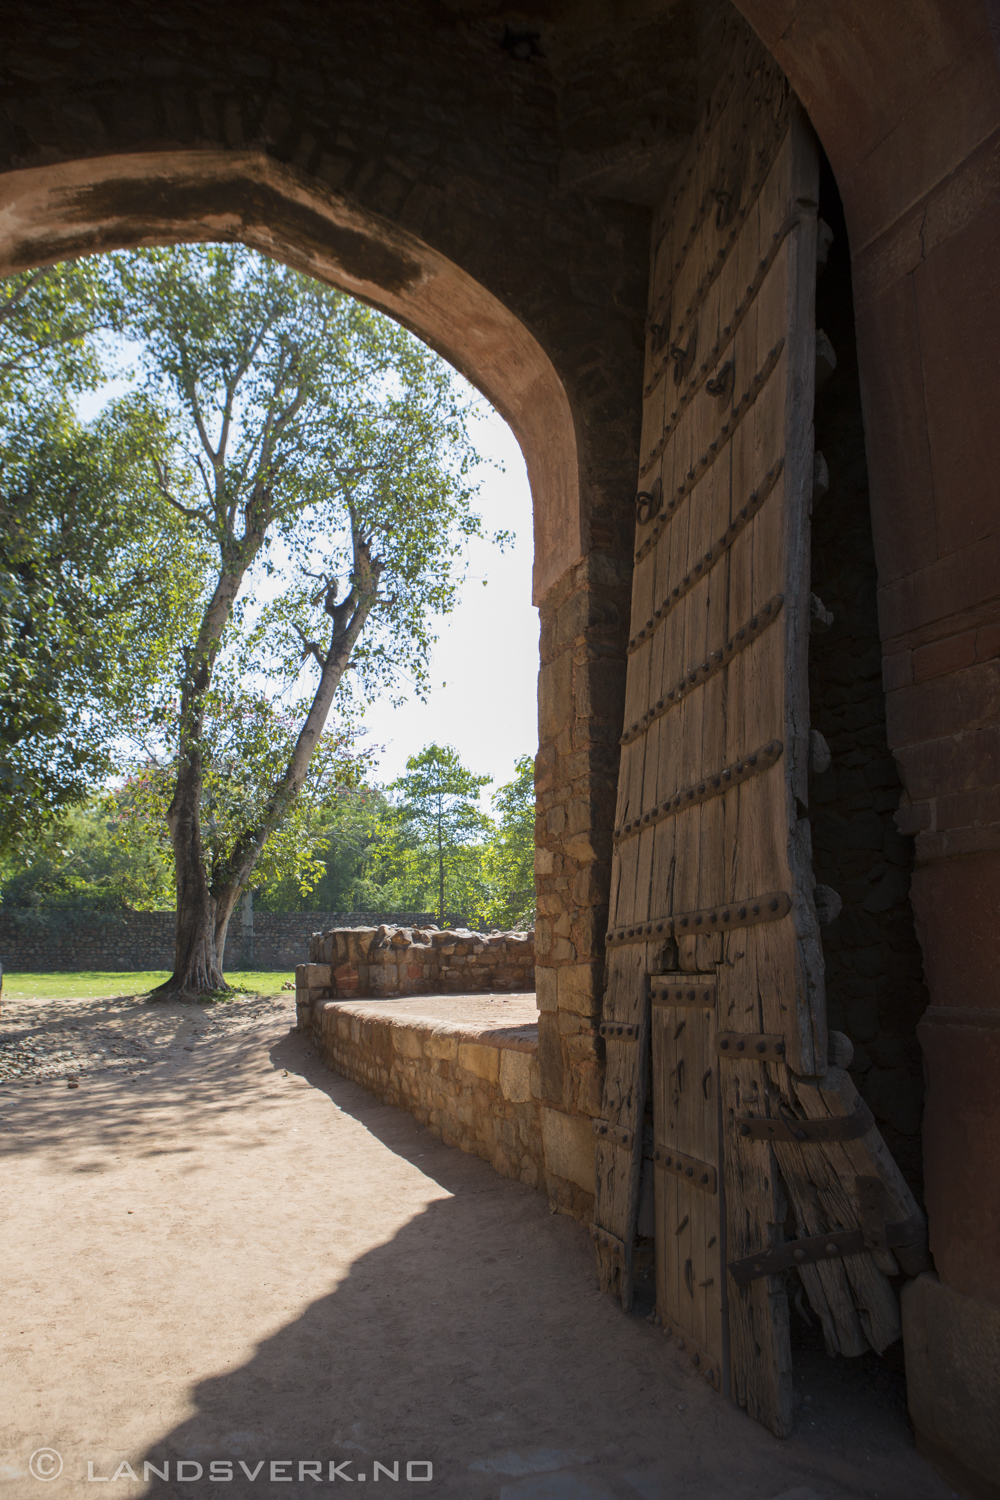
[0,990,290,1087]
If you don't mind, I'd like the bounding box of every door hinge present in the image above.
[735,1097,874,1143]
[728,1174,928,1284]
[593,1119,634,1149]
[729,1226,868,1283]
[717,1032,785,1059]
[652,1145,717,1194]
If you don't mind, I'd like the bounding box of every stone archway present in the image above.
[0,148,582,605]
[1,2,998,1484]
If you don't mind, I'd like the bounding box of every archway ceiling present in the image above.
[0,0,714,601]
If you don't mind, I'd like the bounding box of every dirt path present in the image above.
[1,994,953,1500]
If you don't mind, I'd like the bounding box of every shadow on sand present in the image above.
[3,1017,946,1500]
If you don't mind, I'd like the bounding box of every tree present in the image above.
[0,692,368,918]
[480,755,536,930]
[113,245,492,997]
[0,263,205,845]
[0,795,171,915]
[380,744,492,924]
[255,783,391,914]
[111,683,371,914]
[0,260,110,400]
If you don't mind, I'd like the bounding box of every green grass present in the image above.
[0,970,294,1001]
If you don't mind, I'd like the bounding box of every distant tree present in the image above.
[0,690,368,918]
[480,755,536,929]
[0,795,170,915]
[375,744,492,923]
[110,246,495,996]
[255,784,391,914]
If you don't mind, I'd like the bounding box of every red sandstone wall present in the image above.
[301,925,535,1005]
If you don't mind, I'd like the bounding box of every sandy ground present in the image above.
[0,992,955,1500]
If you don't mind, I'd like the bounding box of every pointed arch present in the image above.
[0,148,581,603]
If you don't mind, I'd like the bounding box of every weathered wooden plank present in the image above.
[594,956,650,1308]
[717,82,796,1436]
[607,890,791,948]
[653,995,726,1381]
[648,32,790,386]
[627,462,784,656]
[719,989,793,1434]
[768,1064,926,1354]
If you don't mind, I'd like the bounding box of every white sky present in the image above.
[77,366,540,805]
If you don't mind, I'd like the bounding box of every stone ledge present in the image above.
[307,995,595,1221]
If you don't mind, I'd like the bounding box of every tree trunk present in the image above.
[151,753,226,998]
[170,864,225,997]
[208,550,378,958]
[437,797,445,924]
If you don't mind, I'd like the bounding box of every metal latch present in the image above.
[589,1223,626,1260]
[650,978,717,1007]
[599,1021,640,1040]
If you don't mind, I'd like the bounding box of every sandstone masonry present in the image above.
[297,925,596,1218]
[303,997,596,1221]
[298,924,535,1014]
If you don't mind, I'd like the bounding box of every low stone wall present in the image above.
[300,924,535,1005]
[0,910,445,974]
[0,910,177,973]
[306,997,596,1220]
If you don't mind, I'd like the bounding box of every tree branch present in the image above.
[151,455,210,525]
[209,526,382,935]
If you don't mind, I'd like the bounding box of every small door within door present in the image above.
[651,976,726,1392]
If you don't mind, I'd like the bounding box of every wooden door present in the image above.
[591,23,927,1438]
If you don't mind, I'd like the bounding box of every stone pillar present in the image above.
[852,132,1000,1500]
[534,552,630,1131]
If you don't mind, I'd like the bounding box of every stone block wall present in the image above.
[0,910,447,974]
[534,555,631,1124]
[297,925,534,1021]
[0,911,178,973]
[306,998,596,1221]
[227,913,444,971]
[299,923,610,1220]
